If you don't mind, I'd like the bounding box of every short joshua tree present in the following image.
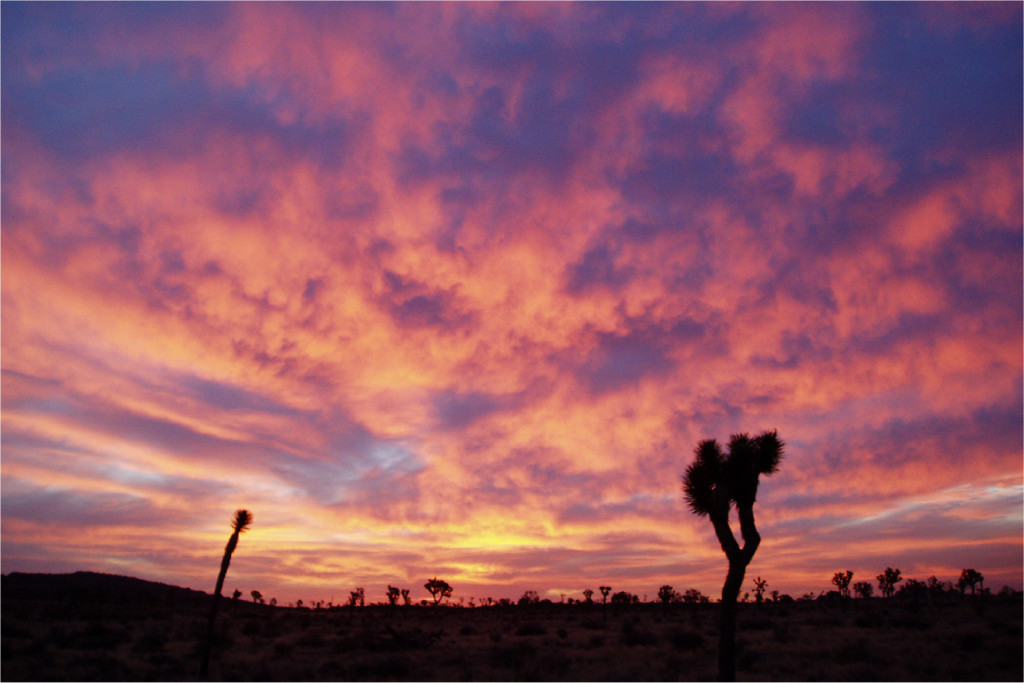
[583,588,594,604]
[958,568,984,596]
[599,586,611,604]
[832,571,854,599]
[876,567,902,599]
[683,430,783,682]
[658,585,678,604]
[424,577,453,606]
[200,509,253,677]
[387,585,401,606]
[853,581,873,599]
[752,577,768,605]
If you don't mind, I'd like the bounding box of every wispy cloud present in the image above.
[2,2,1020,603]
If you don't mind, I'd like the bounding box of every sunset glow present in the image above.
[2,2,1021,605]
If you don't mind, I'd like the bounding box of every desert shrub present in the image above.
[354,655,410,679]
[335,635,363,653]
[557,627,568,640]
[73,622,126,649]
[744,617,773,631]
[315,657,348,680]
[273,642,292,658]
[2,624,31,639]
[957,631,984,652]
[668,628,704,650]
[771,624,792,643]
[489,631,502,643]
[130,630,165,653]
[68,652,130,681]
[489,641,537,670]
[586,634,605,649]
[241,619,261,636]
[580,618,604,630]
[847,664,886,682]
[832,637,869,664]
[988,616,1023,638]
[515,622,547,636]
[736,643,761,669]
[521,651,571,681]
[854,614,882,628]
[460,624,476,636]
[620,620,657,646]
[143,652,175,670]
[297,631,326,647]
[1,638,36,660]
[888,614,930,630]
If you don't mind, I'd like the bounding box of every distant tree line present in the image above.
[221,566,1004,612]
[220,564,1008,614]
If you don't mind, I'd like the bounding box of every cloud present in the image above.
[1,478,158,527]
[1,2,1020,601]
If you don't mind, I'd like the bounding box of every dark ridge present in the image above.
[2,570,211,606]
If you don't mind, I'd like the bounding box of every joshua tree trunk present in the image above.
[711,503,760,682]
[200,510,251,678]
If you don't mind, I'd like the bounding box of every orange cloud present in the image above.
[2,2,1020,603]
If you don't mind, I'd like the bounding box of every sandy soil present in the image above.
[3,585,1021,682]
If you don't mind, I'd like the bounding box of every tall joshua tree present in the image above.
[683,430,783,682]
[200,509,252,678]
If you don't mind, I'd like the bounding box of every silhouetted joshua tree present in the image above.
[683,430,783,682]
[583,588,594,604]
[752,577,768,605]
[832,570,854,599]
[200,509,252,678]
[348,587,365,607]
[658,585,678,604]
[958,568,984,596]
[876,567,902,598]
[250,589,262,604]
[424,577,453,606]
[853,581,873,599]
[599,586,611,604]
[387,585,401,606]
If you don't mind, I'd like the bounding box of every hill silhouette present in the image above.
[2,570,212,607]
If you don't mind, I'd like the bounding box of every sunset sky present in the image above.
[2,2,1021,605]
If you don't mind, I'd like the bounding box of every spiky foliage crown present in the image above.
[232,509,253,533]
[682,430,784,516]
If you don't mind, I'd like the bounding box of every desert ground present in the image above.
[2,573,1021,681]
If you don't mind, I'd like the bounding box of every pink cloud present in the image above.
[2,3,1020,603]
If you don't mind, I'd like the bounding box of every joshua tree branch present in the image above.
[736,504,761,565]
[710,510,740,559]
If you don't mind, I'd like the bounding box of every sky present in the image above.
[2,2,1021,606]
